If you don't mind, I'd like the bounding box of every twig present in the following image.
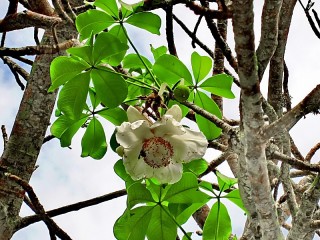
[283,61,292,111]
[16,189,127,230]
[6,173,73,240]
[52,0,74,25]
[60,0,77,21]
[43,135,56,144]
[165,5,178,57]
[272,151,320,172]
[1,125,8,149]
[290,135,305,161]
[199,151,230,177]
[181,100,236,135]
[1,56,25,90]
[306,142,320,162]
[34,27,40,45]
[2,56,29,81]
[11,56,34,65]
[1,32,5,47]
[191,15,203,48]
[172,14,215,59]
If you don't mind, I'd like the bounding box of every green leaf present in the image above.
[98,107,128,126]
[199,180,213,192]
[76,10,115,41]
[224,189,247,213]
[183,159,208,176]
[194,91,222,140]
[163,173,209,204]
[199,74,235,99]
[182,233,193,240]
[126,12,161,35]
[127,182,155,209]
[91,68,128,108]
[216,171,238,192]
[81,117,107,159]
[203,202,232,240]
[120,0,143,17]
[114,206,153,240]
[146,179,162,202]
[153,54,193,86]
[49,56,89,92]
[88,87,101,110]
[110,130,120,152]
[150,45,167,61]
[191,51,212,83]
[93,32,128,65]
[147,205,177,240]
[169,202,206,225]
[109,25,128,44]
[123,53,152,70]
[67,46,93,65]
[57,71,90,120]
[51,115,88,147]
[114,160,136,187]
[94,0,119,19]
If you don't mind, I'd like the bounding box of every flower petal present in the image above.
[153,162,183,184]
[168,129,207,162]
[116,120,153,148]
[165,104,182,122]
[127,105,149,123]
[123,142,149,180]
[151,116,185,137]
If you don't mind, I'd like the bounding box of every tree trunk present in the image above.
[0,1,80,238]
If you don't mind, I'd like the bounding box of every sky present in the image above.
[1,0,320,239]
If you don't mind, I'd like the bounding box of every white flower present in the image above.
[116,105,208,184]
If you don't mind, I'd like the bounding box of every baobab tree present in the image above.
[1,0,320,239]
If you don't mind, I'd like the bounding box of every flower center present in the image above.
[141,137,174,168]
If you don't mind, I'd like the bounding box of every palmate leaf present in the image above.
[153,54,193,86]
[150,45,167,61]
[183,159,208,176]
[126,12,161,35]
[90,68,128,108]
[191,51,212,83]
[98,107,128,126]
[224,189,247,213]
[81,117,107,159]
[94,0,119,19]
[123,53,152,70]
[92,32,128,65]
[147,205,177,240]
[114,207,154,240]
[49,56,89,92]
[199,74,235,99]
[216,171,238,192]
[162,173,210,204]
[50,115,88,147]
[203,202,232,240]
[194,91,222,140]
[57,71,90,120]
[76,9,115,41]
[127,182,155,209]
[67,46,93,65]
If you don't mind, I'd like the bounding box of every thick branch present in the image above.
[262,84,320,140]
[0,11,62,32]
[256,0,282,80]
